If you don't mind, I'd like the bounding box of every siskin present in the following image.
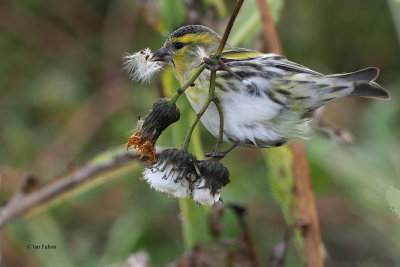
[151,25,390,148]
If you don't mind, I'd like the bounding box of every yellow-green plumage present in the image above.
[151,25,390,147]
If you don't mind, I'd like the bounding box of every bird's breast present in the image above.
[180,70,210,112]
[184,83,209,112]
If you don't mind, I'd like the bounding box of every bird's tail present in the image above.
[327,67,390,100]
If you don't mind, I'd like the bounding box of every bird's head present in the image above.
[151,25,221,81]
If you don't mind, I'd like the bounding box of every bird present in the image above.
[150,25,390,148]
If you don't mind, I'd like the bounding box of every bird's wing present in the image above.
[221,49,322,75]
[220,47,265,62]
[216,50,292,108]
[217,50,329,114]
[264,56,322,76]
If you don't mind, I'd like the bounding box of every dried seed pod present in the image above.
[126,99,180,161]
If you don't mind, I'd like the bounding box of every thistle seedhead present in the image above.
[126,99,180,162]
[123,48,163,83]
[193,160,230,205]
[142,149,197,198]
[140,99,181,139]
[141,149,231,205]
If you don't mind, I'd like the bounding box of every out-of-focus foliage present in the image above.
[386,186,400,220]
[1,0,399,266]
[229,0,284,46]
[388,0,400,44]
[158,0,185,32]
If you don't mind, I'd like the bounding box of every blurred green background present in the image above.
[1,0,400,266]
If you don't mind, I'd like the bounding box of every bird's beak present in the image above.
[150,47,172,62]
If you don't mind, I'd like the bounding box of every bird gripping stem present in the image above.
[182,0,244,154]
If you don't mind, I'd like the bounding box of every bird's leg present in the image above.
[205,141,240,159]
[219,141,240,157]
[212,97,224,156]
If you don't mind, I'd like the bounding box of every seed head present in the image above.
[193,160,230,205]
[142,149,197,198]
[126,99,180,161]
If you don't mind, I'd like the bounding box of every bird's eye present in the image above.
[173,42,185,50]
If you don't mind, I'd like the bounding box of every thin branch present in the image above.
[0,149,150,229]
[215,0,244,56]
[255,0,282,55]
[290,142,325,266]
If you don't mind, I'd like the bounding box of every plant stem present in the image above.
[0,148,142,228]
[179,114,210,250]
[168,63,207,105]
[213,98,224,154]
[162,70,212,250]
[290,141,324,267]
[181,0,244,150]
[215,0,244,56]
[263,147,304,261]
[182,70,217,149]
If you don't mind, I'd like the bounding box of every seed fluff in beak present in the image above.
[123,48,163,83]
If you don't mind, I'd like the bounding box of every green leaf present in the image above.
[263,146,295,222]
[262,146,304,262]
[386,186,400,219]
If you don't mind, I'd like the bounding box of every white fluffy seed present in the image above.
[123,48,163,83]
[142,164,190,198]
[192,179,220,205]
